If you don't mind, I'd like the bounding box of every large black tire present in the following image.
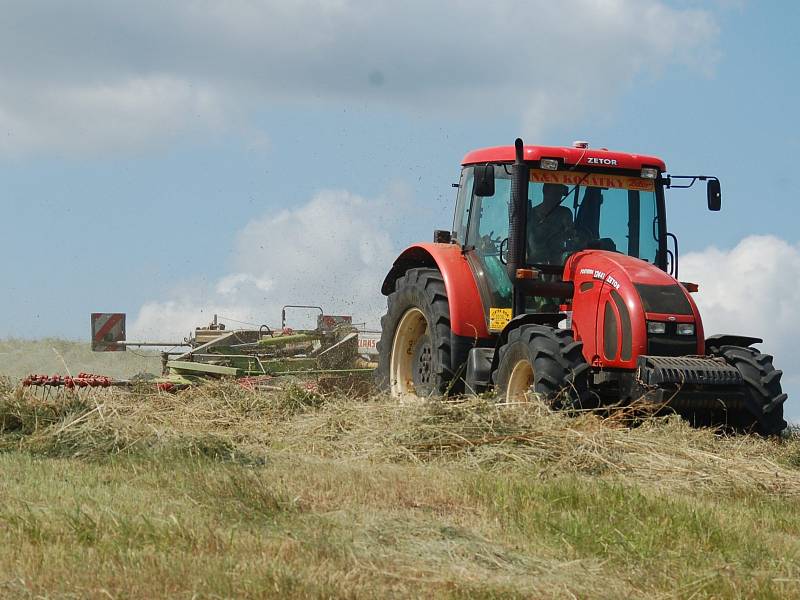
[375,268,455,398]
[708,344,787,435]
[494,324,590,408]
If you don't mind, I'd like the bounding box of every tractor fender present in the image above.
[705,334,763,352]
[381,243,490,339]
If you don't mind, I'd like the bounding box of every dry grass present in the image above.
[1,379,800,598]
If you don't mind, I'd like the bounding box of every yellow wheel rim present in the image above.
[506,359,534,402]
[390,308,428,399]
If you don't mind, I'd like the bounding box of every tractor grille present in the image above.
[647,334,697,356]
[635,283,693,315]
[647,322,698,357]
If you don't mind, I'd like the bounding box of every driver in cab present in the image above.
[528,183,575,264]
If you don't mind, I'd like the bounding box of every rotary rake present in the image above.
[22,306,380,397]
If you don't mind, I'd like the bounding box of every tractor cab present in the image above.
[453,151,665,322]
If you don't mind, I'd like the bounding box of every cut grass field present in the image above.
[1,369,800,599]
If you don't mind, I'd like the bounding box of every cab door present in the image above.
[464,167,513,332]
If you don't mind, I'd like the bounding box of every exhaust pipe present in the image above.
[508,138,529,316]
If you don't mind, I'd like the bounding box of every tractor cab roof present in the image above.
[462,144,666,172]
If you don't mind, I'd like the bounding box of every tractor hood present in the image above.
[563,250,705,368]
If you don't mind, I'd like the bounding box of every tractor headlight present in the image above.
[676,323,695,336]
[647,321,666,335]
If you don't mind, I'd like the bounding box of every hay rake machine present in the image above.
[22,306,380,395]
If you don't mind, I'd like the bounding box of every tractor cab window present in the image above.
[585,186,659,264]
[526,170,660,267]
[452,167,474,244]
[465,170,513,307]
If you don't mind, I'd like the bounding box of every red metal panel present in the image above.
[563,251,703,368]
[462,145,666,172]
[91,313,126,352]
[684,290,705,355]
[385,243,490,339]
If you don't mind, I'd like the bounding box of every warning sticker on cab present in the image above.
[489,307,513,331]
[530,169,655,192]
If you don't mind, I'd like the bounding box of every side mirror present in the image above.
[473,165,495,197]
[707,178,721,211]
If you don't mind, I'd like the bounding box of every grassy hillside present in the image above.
[1,380,799,599]
[0,338,162,381]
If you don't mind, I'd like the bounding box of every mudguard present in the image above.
[381,243,490,339]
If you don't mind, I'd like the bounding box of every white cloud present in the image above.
[130,187,402,340]
[216,274,274,296]
[683,235,800,418]
[0,76,230,157]
[0,1,719,155]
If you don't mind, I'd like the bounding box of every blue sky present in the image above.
[1,1,799,416]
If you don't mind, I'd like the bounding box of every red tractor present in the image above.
[376,138,787,435]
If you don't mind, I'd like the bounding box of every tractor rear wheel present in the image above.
[494,324,589,408]
[708,344,787,435]
[375,268,455,398]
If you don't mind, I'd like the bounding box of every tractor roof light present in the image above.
[647,321,666,335]
[641,167,659,179]
[540,158,559,170]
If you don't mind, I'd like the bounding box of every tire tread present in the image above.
[710,344,787,435]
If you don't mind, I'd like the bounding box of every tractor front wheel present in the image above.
[708,344,787,436]
[375,268,455,399]
[494,324,589,408]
